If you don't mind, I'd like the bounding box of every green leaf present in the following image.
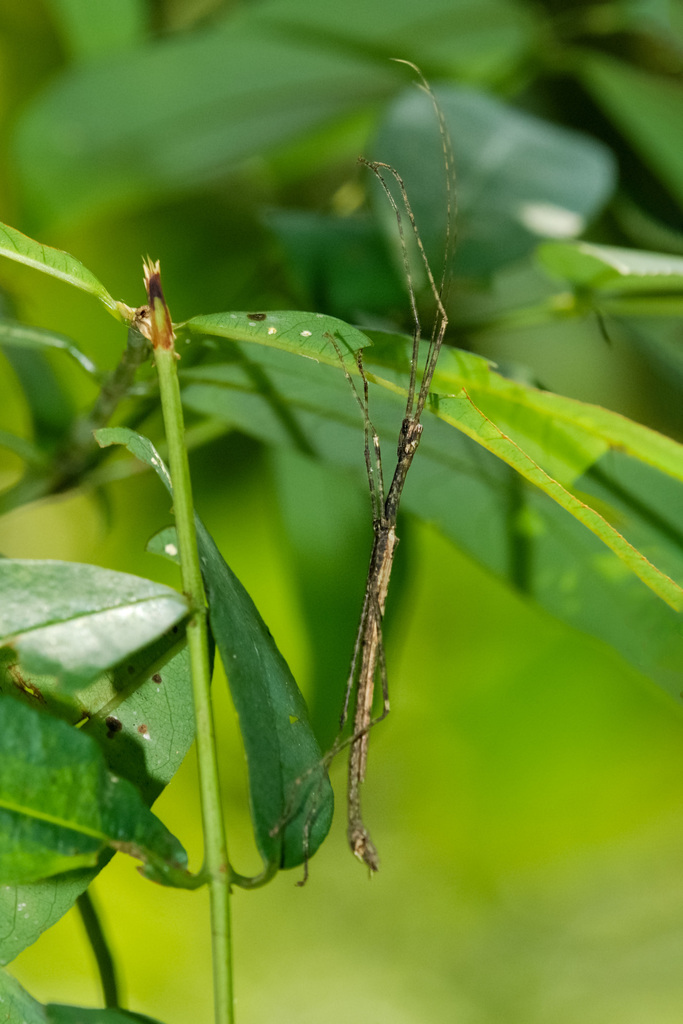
[538,240,683,290]
[97,427,334,869]
[371,82,616,276]
[0,221,119,316]
[0,872,99,967]
[0,697,187,885]
[0,969,46,1024]
[0,561,189,690]
[45,0,147,61]
[11,0,534,226]
[0,319,99,376]
[175,333,683,702]
[0,632,195,965]
[180,310,371,364]
[578,52,683,210]
[47,1005,163,1024]
[0,969,164,1024]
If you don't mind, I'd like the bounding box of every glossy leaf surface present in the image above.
[0,561,189,690]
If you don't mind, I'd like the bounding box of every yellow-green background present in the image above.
[2,1,683,1021]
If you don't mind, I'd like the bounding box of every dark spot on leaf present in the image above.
[137,724,149,736]
[172,626,179,634]
[127,664,136,675]
[106,716,122,737]
[152,673,162,684]
[9,664,46,704]
[247,312,267,321]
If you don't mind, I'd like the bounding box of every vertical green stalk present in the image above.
[145,261,234,1024]
[77,890,120,1009]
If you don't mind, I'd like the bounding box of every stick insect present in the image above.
[331,64,457,871]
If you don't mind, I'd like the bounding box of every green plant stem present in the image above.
[76,890,120,1009]
[154,342,234,1024]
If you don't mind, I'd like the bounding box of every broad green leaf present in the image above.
[0,968,164,1023]
[578,52,683,210]
[176,335,683,702]
[1,629,194,805]
[0,969,46,1024]
[180,310,371,364]
[0,633,194,964]
[538,241,683,311]
[11,0,532,226]
[0,698,187,885]
[371,83,615,276]
[97,427,334,869]
[0,872,98,967]
[0,561,189,690]
[0,319,98,376]
[0,222,119,316]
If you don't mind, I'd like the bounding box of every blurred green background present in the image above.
[3,0,683,1021]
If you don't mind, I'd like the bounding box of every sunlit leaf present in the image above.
[180,310,371,364]
[0,698,187,886]
[0,561,189,690]
[0,222,119,316]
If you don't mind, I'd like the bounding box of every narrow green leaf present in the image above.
[176,335,683,700]
[425,340,683,489]
[0,431,46,467]
[0,222,120,316]
[578,52,683,210]
[47,1008,164,1024]
[538,240,683,297]
[98,427,334,869]
[0,698,187,885]
[180,310,370,365]
[433,390,683,611]
[0,319,99,376]
[0,561,189,690]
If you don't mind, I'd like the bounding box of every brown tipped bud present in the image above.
[143,258,175,350]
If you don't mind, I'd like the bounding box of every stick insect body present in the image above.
[336,72,456,870]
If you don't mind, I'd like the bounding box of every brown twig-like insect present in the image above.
[336,63,457,870]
